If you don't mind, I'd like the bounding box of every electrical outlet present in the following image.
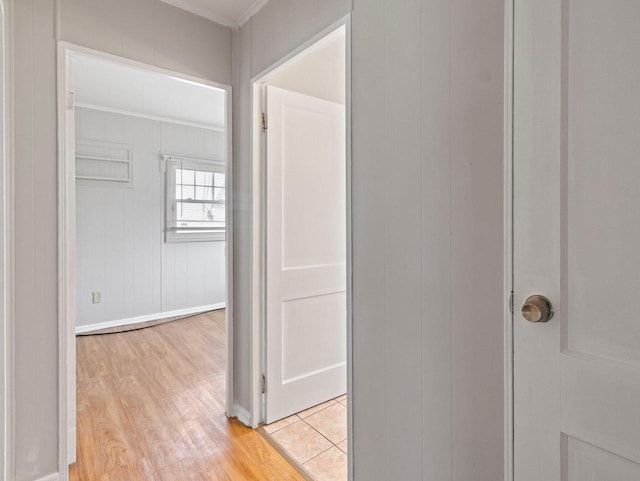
[92,291,102,304]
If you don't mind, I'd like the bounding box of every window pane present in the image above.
[210,204,225,223]
[195,186,214,201]
[195,170,213,186]
[214,173,226,188]
[170,164,226,239]
[176,202,225,223]
[178,168,195,185]
[180,185,195,200]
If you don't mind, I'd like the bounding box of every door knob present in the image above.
[521,295,554,323]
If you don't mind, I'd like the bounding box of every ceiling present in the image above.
[74,54,227,130]
[267,27,346,105]
[159,0,269,27]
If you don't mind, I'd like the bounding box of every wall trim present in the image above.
[159,0,269,29]
[75,102,225,133]
[232,403,252,427]
[1,0,14,478]
[159,0,237,28]
[504,0,515,479]
[35,474,60,481]
[237,0,269,28]
[75,304,225,334]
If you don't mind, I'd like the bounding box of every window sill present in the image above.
[165,231,226,243]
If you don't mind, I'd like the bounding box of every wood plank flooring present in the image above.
[70,310,305,481]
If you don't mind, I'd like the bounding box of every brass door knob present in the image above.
[521,295,554,323]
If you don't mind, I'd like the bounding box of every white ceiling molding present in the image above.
[160,0,235,27]
[160,0,269,29]
[237,0,270,28]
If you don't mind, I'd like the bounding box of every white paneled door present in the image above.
[514,1,640,479]
[265,86,346,424]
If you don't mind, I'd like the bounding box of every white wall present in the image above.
[233,1,505,480]
[10,0,231,478]
[75,107,226,329]
[351,1,505,480]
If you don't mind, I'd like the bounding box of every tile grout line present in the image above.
[300,416,338,449]
[264,396,349,474]
[301,444,335,467]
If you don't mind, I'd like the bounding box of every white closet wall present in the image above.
[75,107,226,329]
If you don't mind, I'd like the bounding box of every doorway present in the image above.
[251,24,351,481]
[57,43,234,480]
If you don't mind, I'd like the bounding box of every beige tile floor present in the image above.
[262,395,348,481]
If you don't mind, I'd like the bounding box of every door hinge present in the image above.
[261,112,268,132]
[261,374,266,394]
[509,291,514,315]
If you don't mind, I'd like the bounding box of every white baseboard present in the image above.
[75,303,225,334]
[36,474,59,481]
[232,404,253,427]
[68,426,76,464]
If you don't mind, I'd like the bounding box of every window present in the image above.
[165,157,226,242]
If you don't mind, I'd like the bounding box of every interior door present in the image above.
[514,1,640,479]
[265,86,346,424]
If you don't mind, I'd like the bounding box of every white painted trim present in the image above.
[159,0,236,28]
[58,42,234,481]
[1,0,14,478]
[35,474,60,481]
[237,0,269,28]
[75,102,225,132]
[57,41,76,477]
[249,17,351,431]
[232,404,252,427]
[159,0,269,29]
[224,59,235,420]
[344,17,353,481]
[59,41,231,92]
[504,0,514,480]
[74,304,225,334]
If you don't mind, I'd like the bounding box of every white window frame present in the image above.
[164,156,226,243]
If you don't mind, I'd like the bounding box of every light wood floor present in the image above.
[70,310,305,481]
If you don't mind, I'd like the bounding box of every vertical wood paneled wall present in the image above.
[75,108,227,329]
[11,0,231,478]
[351,1,505,480]
[232,1,505,479]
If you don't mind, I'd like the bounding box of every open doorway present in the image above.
[56,45,244,480]
[252,25,350,481]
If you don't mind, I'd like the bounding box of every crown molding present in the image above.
[159,0,236,28]
[160,0,269,29]
[237,0,269,28]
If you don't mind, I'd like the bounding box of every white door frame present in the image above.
[504,0,515,479]
[1,0,14,479]
[56,42,234,481]
[249,12,352,467]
